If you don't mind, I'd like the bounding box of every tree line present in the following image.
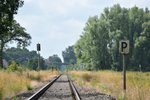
[3,46,76,71]
[4,47,47,70]
[1,2,150,72]
[74,4,150,71]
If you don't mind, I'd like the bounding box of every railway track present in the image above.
[27,74,81,100]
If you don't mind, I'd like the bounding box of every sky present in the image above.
[14,0,150,60]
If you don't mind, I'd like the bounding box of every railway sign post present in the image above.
[119,40,129,91]
[37,43,41,70]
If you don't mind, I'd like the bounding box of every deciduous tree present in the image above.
[0,0,31,68]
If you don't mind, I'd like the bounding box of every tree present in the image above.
[46,54,62,70]
[74,16,111,70]
[105,5,150,71]
[0,0,28,68]
[0,20,31,68]
[0,0,24,34]
[74,4,150,71]
[4,47,47,70]
[28,57,47,70]
[105,4,130,70]
[134,21,150,71]
[62,46,77,64]
[4,47,34,65]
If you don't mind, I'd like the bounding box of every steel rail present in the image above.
[27,74,61,100]
[68,76,82,100]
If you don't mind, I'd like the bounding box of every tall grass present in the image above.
[0,70,29,99]
[70,71,150,100]
[0,70,59,99]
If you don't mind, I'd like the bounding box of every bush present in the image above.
[7,61,25,72]
[26,84,32,90]
[7,61,18,71]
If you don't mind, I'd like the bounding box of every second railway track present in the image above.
[28,74,81,100]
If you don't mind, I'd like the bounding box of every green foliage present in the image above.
[26,84,32,90]
[62,46,77,64]
[0,0,31,68]
[7,61,23,72]
[13,96,16,100]
[0,0,24,35]
[4,47,47,70]
[8,20,31,47]
[75,4,150,71]
[28,57,47,70]
[75,16,111,70]
[46,54,62,70]
[8,61,18,71]
[65,64,78,71]
[5,47,30,63]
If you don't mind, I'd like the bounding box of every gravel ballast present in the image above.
[7,74,115,100]
[39,75,73,100]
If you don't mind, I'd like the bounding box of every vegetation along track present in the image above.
[28,74,81,100]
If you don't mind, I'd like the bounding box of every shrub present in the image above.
[7,61,18,71]
[26,84,32,90]
[7,61,25,72]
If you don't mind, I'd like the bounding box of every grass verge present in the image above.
[0,70,59,99]
[69,70,150,100]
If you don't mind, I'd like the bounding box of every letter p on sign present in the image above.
[119,40,129,54]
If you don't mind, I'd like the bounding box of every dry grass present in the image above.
[25,70,59,81]
[0,70,59,99]
[69,70,150,100]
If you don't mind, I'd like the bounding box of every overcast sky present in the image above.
[14,0,150,60]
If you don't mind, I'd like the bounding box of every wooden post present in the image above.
[123,54,126,90]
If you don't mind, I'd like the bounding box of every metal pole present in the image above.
[123,54,126,90]
[38,51,40,70]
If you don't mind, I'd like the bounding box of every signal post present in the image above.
[37,43,41,70]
